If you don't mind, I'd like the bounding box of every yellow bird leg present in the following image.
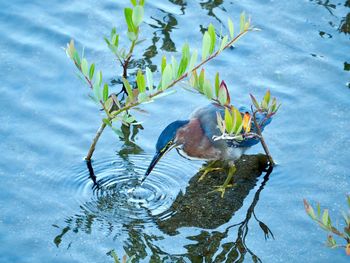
[198,161,223,182]
[210,164,236,198]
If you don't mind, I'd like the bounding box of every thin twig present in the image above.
[109,28,253,119]
[252,109,275,166]
[85,122,107,161]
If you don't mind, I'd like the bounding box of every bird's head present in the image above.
[144,120,189,178]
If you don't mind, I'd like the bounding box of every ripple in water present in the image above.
[55,154,196,227]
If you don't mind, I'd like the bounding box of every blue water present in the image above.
[0,0,349,262]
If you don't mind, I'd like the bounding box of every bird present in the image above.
[143,103,272,196]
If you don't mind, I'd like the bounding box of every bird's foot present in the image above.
[209,183,234,198]
[198,167,223,182]
[209,165,237,198]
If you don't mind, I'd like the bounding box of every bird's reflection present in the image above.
[53,153,274,262]
[183,165,273,263]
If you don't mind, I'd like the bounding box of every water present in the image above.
[0,0,349,262]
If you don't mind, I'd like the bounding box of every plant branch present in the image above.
[86,28,252,160]
[111,28,253,118]
[86,122,107,161]
[252,109,275,166]
[123,39,137,79]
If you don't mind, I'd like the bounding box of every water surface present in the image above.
[0,0,349,262]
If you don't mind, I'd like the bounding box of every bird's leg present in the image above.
[210,163,236,198]
[198,160,223,182]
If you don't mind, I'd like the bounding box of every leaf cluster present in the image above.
[304,198,350,256]
[64,0,275,160]
[250,90,281,117]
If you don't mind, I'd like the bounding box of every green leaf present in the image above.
[322,209,330,227]
[224,108,233,133]
[89,63,95,80]
[273,103,281,113]
[81,58,88,76]
[177,55,188,77]
[171,56,178,79]
[127,31,137,41]
[218,81,230,105]
[202,32,211,61]
[136,69,146,93]
[66,40,75,59]
[161,64,173,90]
[218,85,227,105]
[130,0,137,6]
[112,33,119,47]
[125,115,136,123]
[104,36,111,46]
[93,70,102,92]
[93,83,101,101]
[208,23,216,54]
[303,199,316,220]
[111,27,116,37]
[215,72,220,97]
[145,67,153,93]
[190,70,199,88]
[228,18,234,39]
[317,203,321,217]
[132,5,144,28]
[97,71,102,87]
[198,68,205,92]
[73,50,81,67]
[122,77,134,101]
[232,106,243,134]
[250,94,260,110]
[103,83,109,102]
[263,89,271,106]
[139,0,145,6]
[261,100,268,110]
[124,8,135,32]
[271,97,277,112]
[188,49,198,71]
[326,235,337,248]
[182,43,190,62]
[161,56,167,74]
[104,97,113,112]
[203,80,213,99]
[240,12,246,32]
[102,118,112,127]
[220,35,228,51]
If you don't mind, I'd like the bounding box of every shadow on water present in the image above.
[53,148,274,262]
[200,0,226,23]
[311,0,350,75]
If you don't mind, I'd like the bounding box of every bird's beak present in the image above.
[143,143,176,180]
[144,151,163,177]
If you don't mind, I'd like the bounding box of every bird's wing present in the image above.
[191,103,273,148]
[190,103,225,144]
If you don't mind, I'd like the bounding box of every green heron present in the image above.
[143,103,272,196]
